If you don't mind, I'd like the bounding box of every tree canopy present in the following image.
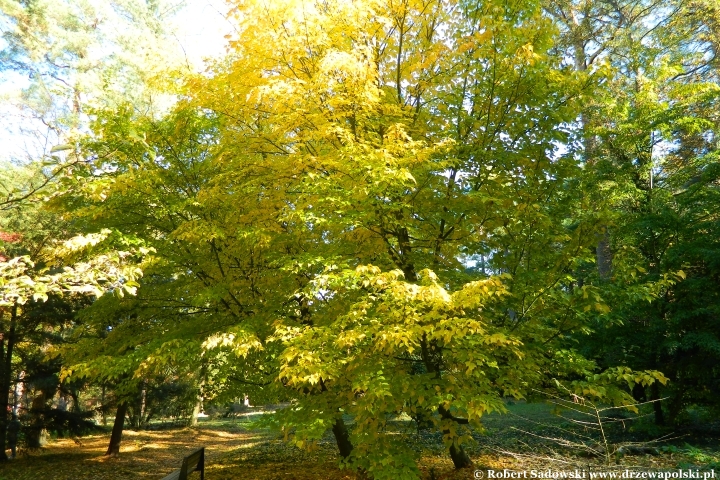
[1,0,718,476]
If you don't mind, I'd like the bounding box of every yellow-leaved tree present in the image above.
[56,0,671,477]
[181,0,666,476]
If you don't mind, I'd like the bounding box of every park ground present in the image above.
[2,403,719,480]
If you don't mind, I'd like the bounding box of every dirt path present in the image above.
[0,423,366,480]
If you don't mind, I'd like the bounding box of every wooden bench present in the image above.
[161,447,205,480]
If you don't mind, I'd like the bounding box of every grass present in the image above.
[2,402,719,480]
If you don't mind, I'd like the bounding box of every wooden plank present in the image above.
[182,448,204,472]
[160,469,181,480]
[160,447,204,480]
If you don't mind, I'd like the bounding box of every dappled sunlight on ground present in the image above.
[0,420,362,480]
[2,405,719,480]
[1,425,263,480]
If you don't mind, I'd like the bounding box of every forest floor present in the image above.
[2,402,719,480]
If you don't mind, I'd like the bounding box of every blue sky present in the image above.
[0,0,232,164]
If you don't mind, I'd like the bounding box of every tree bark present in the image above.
[568,9,615,280]
[596,228,613,280]
[331,416,353,459]
[101,385,107,426]
[105,402,128,456]
[0,302,18,461]
[651,382,664,426]
[448,441,473,469]
[70,387,81,413]
[26,390,49,448]
[421,337,473,470]
[668,392,684,425]
[139,382,147,428]
[438,406,473,469]
[190,371,206,427]
[190,397,201,427]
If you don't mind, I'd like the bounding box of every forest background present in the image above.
[0,0,719,478]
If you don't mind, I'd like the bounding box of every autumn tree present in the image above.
[45,0,677,476]
[564,0,720,424]
[0,227,145,461]
[0,1,214,454]
[179,0,667,476]
[54,103,293,454]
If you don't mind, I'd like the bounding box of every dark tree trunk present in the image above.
[632,383,646,402]
[448,441,473,469]
[668,392,684,425]
[0,429,7,463]
[101,385,107,426]
[413,407,434,432]
[596,228,613,280]
[331,416,353,459]
[0,303,18,461]
[70,388,81,413]
[419,336,474,469]
[651,382,664,426]
[106,402,128,456]
[572,29,614,281]
[438,406,473,469]
[26,391,48,448]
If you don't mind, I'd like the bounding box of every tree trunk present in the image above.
[569,12,615,280]
[412,407,434,432]
[632,383,646,402]
[101,385,107,426]
[596,228,613,280]
[0,365,6,462]
[70,388,81,413]
[139,382,147,428]
[448,441,473,469]
[26,390,49,448]
[651,382,664,426]
[0,303,18,461]
[331,416,353,459]
[106,402,128,456]
[438,406,473,469]
[419,336,473,469]
[191,393,203,427]
[668,392,684,425]
[191,373,206,427]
